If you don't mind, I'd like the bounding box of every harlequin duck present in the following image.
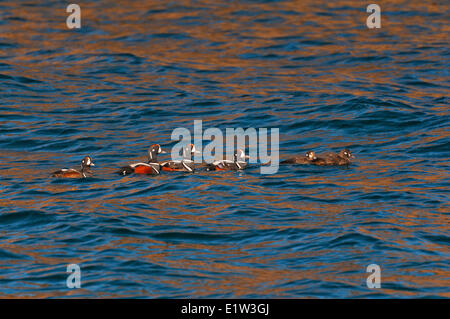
[117,144,166,175]
[52,156,95,178]
[160,144,200,172]
[281,151,318,164]
[319,149,354,166]
[206,149,250,171]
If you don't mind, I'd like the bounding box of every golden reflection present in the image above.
[0,0,448,298]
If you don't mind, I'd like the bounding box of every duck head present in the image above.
[148,144,166,163]
[234,149,250,162]
[81,156,95,170]
[305,151,317,161]
[340,149,354,159]
[183,143,201,160]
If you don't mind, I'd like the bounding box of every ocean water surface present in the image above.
[0,0,449,298]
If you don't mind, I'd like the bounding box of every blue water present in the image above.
[0,1,449,298]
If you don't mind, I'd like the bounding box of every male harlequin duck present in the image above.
[319,149,354,166]
[281,151,318,164]
[160,144,200,172]
[52,156,95,178]
[206,149,250,171]
[117,144,166,175]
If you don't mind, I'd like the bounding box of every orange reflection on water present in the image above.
[0,0,448,298]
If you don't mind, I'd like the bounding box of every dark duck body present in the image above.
[117,144,165,175]
[281,151,318,164]
[314,149,354,166]
[160,144,199,172]
[206,149,250,171]
[52,156,95,178]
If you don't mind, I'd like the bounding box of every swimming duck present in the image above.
[117,144,166,175]
[315,149,354,166]
[281,151,318,164]
[52,156,95,178]
[206,149,250,171]
[160,144,200,172]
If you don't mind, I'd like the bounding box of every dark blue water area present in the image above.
[0,1,449,298]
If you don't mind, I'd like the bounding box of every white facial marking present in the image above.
[235,149,244,160]
[182,161,193,172]
[131,162,151,168]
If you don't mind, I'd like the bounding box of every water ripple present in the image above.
[0,0,448,298]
